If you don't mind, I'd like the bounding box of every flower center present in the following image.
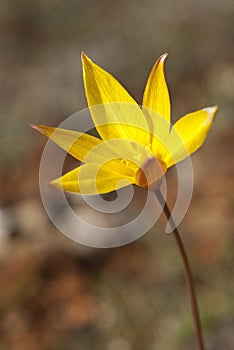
[136,157,167,191]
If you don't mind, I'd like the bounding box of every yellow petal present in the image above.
[141,107,171,164]
[82,53,150,146]
[142,53,170,122]
[82,52,137,106]
[30,124,113,163]
[82,137,152,172]
[51,160,135,195]
[166,106,218,166]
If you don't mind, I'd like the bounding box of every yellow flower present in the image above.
[31,53,218,194]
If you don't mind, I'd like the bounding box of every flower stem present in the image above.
[155,189,205,350]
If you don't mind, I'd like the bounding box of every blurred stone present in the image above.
[1,311,28,333]
[14,198,48,238]
[0,206,17,240]
[108,337,133,350]
[91,301,117,329]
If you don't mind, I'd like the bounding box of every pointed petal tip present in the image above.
[50,178,62,189]
[50,180,55,188]
[81,51,91,64]
[81,52,94,73]
[162,52,169,58]
[159,53,168,63]
[29,123,36,129]
[204,105,218,120]
[30,124,44,135]
[206,105,218,113]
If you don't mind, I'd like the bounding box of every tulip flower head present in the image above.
[31,53,217,195]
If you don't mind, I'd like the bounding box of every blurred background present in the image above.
[0,0,233,349]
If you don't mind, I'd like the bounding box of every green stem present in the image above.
[155,189,205,350]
